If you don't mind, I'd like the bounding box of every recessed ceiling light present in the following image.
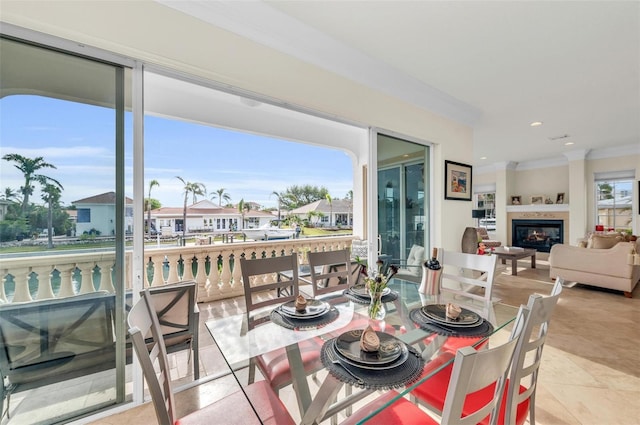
[564,142,574,146]
[480,156,487,160]
[530,121,543,127]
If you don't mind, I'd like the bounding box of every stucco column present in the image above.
[564,150,590,244]
[494,161,518,244]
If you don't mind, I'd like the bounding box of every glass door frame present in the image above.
[366,128,434,267]
[2,22,144,410]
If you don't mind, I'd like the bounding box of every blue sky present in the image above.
[1,96,354,209]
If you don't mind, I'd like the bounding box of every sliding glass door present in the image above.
[0,36,131,423]
[376,133,429,274]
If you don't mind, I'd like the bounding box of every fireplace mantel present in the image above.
[506,204,570,213]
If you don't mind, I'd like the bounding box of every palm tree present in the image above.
[41,183,62,249]
[270,190,286,224]
[212,188,231,206]
[325,194,333,227]
[176,176,206,239]
[1,187,21,202]
[238,198,251,230]
[2,154,61,214]
[146,179,159,235]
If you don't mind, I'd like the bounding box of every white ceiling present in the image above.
[159,1,639,169]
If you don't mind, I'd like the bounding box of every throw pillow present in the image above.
[405,244,425,276]
[587,234,624,249]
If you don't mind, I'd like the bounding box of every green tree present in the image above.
[146,179,159,235]
[211,188,232,207]
[597,183,614,200]
[176,176,206,238]
[2,154,61,214]
[325,193,333,227]
[280,184,329,209]
[41,183,62,248]
[1,187,21,202]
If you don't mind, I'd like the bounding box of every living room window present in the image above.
[595,172,633,231]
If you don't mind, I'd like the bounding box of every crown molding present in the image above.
[156,0,482,126]
[563,149,591,161]
[587,143,640,160]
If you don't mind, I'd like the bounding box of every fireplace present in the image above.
[512,219,564,253]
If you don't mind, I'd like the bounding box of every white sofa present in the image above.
[549,238,640,297]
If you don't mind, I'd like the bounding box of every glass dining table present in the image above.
[205,278,518,424]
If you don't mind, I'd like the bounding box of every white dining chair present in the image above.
[440,249,498,304]
[341,305,525,425]
[411,278,563,425]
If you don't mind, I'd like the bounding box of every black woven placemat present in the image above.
[321,338,424,390]
[409,308,494,338]
[342,287,399,305]
[270,306,340,330]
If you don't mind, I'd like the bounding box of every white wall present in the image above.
[514,165,569,204]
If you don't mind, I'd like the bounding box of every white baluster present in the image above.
[151,255,164,286]
[219,249,232,291]
[206,253,220,288]
[166,253,181,283]
[231,251,243,290]
[78,262,96,294]
[33,265,55,300]
[182,254,196,282]
[58,266,76,297]
[11,267,32,303]
[0,272,8,303]
[97,261,116,293]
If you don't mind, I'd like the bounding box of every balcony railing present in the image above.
[0,235,355,304]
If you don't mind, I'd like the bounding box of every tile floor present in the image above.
[11,256,640,424]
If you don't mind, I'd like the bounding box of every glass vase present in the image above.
[368,291,386,321]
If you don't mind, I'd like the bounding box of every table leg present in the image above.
[286,344,313,417]
[300,374,344,425]
[531,253,536,269]
[511,258,518,276]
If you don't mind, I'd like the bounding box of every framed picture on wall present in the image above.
[444,160,472,201]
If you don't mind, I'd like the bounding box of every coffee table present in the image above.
[492,247,536,276]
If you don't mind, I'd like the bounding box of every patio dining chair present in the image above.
[411,278,563,425]
[127,290,294,425]
[306,248,356,298]
[341,305,525,425]
[239,254,323,394]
